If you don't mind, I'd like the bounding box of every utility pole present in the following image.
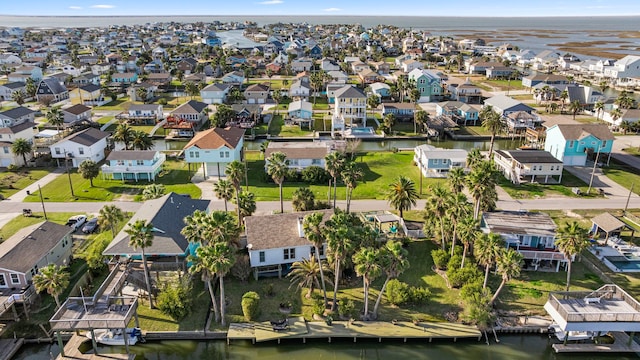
[587,147,601,195]
[625,183,635,214]
[65,151,75,197]
[38,184,47,220]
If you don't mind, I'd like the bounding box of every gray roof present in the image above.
[495,150,562,164]
[0,106,35,120]
[103,193,210,256]
[39,77,67,94]
[482,211,557,237]
[201,83,230,92]
[0,221,72,274]
[554,124,615,141]
[245,210,333,251]
[57,127,109,146]
[79,84,101,92]
[1,82,25,90]
[334,85,366,99]
[106,150,157,161]
[129,104,162,112]
[0,121,35,135]
[63,104,91,115]
[591,212,628,233]
[484,95,534,113]
[172,100,208,114]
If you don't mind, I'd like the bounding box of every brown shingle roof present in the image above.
[245,210,333,251]
[184,127,245,150]
[591,212,628,233]
[63,104,91,115]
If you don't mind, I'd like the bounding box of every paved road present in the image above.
[611,135,640,170]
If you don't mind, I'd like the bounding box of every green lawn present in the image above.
[603,162,640,196]
[454,126,492,136]
[268,115,314,137]
[0,169,50,199]
[25,160,201,202]
[481,79,525,91]
[312,97,331,110]
[389,122,419,136]
[499,170,600,199]
[95,97,133,111]
[0,212,82,241]
[623,147,640,156]
[246,151,442,201]
[96,115,115,125]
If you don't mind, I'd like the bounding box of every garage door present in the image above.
[564,155,586,166]
[206,162,227,178]
[0,159,11,167]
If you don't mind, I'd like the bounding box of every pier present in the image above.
[552,331,640,353]
[56,334,134,360]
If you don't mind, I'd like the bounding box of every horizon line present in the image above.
[2,14,640,18]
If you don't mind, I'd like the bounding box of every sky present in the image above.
[2,0,640,17]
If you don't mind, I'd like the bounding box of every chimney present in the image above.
[297,217,305,238]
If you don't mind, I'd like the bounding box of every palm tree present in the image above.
[11,89,26,105]
[292,187,315,212]
[414,110,429,133]
[425,185,452,251]
[474,233,504,289]
[131,131,154,150]
[447,167,466,194]
[490,248,523,305]
[372,240,409,318]
[466,148,484,170]
[324,152,345,209]
[555,221,590,291]
[467,161,499,220]
[187,247,220,323]
[266,151,288,214]
[136,87,148,103]
[125,220,155,308]
[367,95,380,125]
[353,247,382,320]
[225,160,246,222]
[259,141,270,159]
[310,71,326,105]
[457,216,479,268]
[236,191,256,221]
[46,107,64,132]
[480,105,503,159]
[142,184,166,200]
[272,89,282,115]
[78,159,99,187]
[611,108,623,125]
[303,212,329,306]
[113,123,134,150]
[33,264,70,309]
[447,193,471,257]
[382,113,395,134]
[196,242,235,326]
[11,138,32,167]
[288,257,331,298]
[386,176,418,218]
[324,211,357,311]
[98,204,125,238]
[340,160,363,213]
[213,179,234,212]
[560,90,569,113]
[569,100,582,120]
[594,101,604,121]
[182,210,240,248]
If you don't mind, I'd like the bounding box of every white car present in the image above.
[66,215,87,231]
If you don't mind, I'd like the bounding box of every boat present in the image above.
[547,324,594,342]
[86,327,143,346]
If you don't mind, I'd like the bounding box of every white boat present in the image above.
[548,324,594,342]
[86,328,143,346]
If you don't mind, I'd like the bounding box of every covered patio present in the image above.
[591,212,635,246]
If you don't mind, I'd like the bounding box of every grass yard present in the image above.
[499,170,600,199]
[622,147,640,156]
[95,97,134,111]
[25,160,201,202]
[0,168,50,199]
[389,122,419,136]
[603,162,640,196]
[0,212,82,241]
[312,97,331,110]
[96,115,115,125]
[480,79,525,91]
[267,115,314,137]
[454,126,492,136]
[246,150,443,201]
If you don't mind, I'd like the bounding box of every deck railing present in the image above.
[546,285,640,323]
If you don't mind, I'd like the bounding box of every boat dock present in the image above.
[552,331,640,353]
[227,317,482,344]
[0,338,24,360]
[56,334,134,360]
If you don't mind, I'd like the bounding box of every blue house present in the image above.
[100,150,166,181]
[308,45,323,59]
[544,124,614,166]
[102,192,210,265]
[111,72,138,84]
[414,144,468,177]
[382,103,415,119]
[183,127,246,178]
[408,68,443,102]
[288,100,313,119]
[202,35,221,47]
[436,101,480,126]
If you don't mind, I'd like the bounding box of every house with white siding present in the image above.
[493,149,563,185]
[264,141,331,171]
[49,127,109,167]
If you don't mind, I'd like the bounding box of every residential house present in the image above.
[332,85,367,134]
[351,62,370,74]
[0,106,36,127]
[264,142,332,171]
[481,211,566,271]
[494,150,563,184]
[91,63,111,76]
[327,70,349,84]
[466,61,504,75]
[49,127,109,167]
[200,83,231,104]
[408,68,443,102]
[565,85,605,110]
[0,53,22,66]
[0,82,26,101]
[231,104,262,126]
[102,193,210,266]
[486,66,515,79]
[447,78,483,104]
[61,104,92,127]
[604,55,640,81]
[221,71,245,85]
[289,80,311,100]
[101,150,166,182]
[170,100,209,128]
[36,78,69,104]
[436,101,480,125]
[0,121,36,167]
[371,61,390,75]
[369,82,391,98]
[604,108,640,127]
[505,111,543,133]
[183,127,245,178]
[176,58,198,75]
[72,73,101,86]
[522,74,570,88]
[287,100,313,120]
[358,69,379,84]
[382,103,415,119]
[544,124,614,166]
[532,50,560,71]
[69,84,105,106]
[0,221,73,290]
[320,58,340,71]
[8,66,42,83]
[245,210,332,278]
[414,144,467,177]
[484,95,535,116]
[126,83,157,102]
[401,59,423,73]
[244,83,270,104]
[126,104,164,124]
[146,72,172,87]
[111,72,138,84]
[290,58,313,72]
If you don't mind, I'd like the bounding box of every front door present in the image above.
[530,236,539,248]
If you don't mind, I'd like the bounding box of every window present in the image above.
[312,159,322,165]
[2,146,8,154]
[532,165,537,171]
[78,147,84,155]
[10,274,19,284]
[259,251,265,263]
[194,152,199,158]
[220,151,224,157]
[0,274,6,287]
[55,147,61,155]
[568,141,574,148]
[433,159,439,165]
[283,248,296,260]
[225,151,230,158]
[136,160,144,166]
[602,140,607,147]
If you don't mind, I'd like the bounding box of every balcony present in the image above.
[101,153,166,176]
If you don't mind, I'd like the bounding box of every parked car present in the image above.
[82,218,99,234]
[66,215,87,231]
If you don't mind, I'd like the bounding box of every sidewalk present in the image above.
[6,168,65,202]
[564,165,638,198]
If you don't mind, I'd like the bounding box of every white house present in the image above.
[127,104,164,124]
[183,127,245,178]
[245,210,332,279]
[289,79,311,99]
[61,104,92,127]
[493,149,563,184]
[0,121,36,167]
[264,141,331,171]
[200,83,231,104]
[414,144,467,177]
[49,127,109,167]
[603,55,640,80]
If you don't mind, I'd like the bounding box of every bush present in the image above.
[312,299,325,316]
[460,280,485,304]
[285,168,301,182]
[158,98,168,105]
[241,291,261,321]
[447,254,463,271]
[408,286,431,304]
[386,279,410,306]
[431,249,449,270]
[156,280,193,321]
[447,264,482,288]
[7,164,19,172]
[313,200,331,210]
[338,298,355,318]
[301,166,330,184]
[262,283,275,297]
[231,255,252,282]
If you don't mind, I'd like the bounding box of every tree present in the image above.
[386,176,418,218]
[303,212,329,306]
[560,90,569,113]
[381,113,396,134]
[310,71,326,104]
[409,89,420,133]
[425,185,452,251]
[113,123,134,150]
[213,179,234,212]
[340,160,363,213]
[25,78,36,97]
[414,110,429,133]
[490,248,523,305]
[46,107,64,132]
[185,81,199,100]
[288,257,331,298]
[324,151,345,210]
[272,89,282,115]
[324,210,358,311]
[447,193,471,257]
[259,141,270,159]
[136,87,148,103]
[457,216,479,268]
[353,247,382,320]
[11,138,32,167]
[98,204,125,238]
[569,100,582,120]
[33,264,69,309]
[131,131,154,150]
[615,91,634,109]
[195,242,235,325]
[182,210,240,248]
[467,161,499,220]
[292,187,315,212]
[372,240,409,318]
[611,107,623,125]
[187,246,221,323]
[225,160,246,221]
[594,101,604,121]
[213,104,235,128]
[235,191,256,221]
[142,184,166,200]
[447,167,466,194]
[555,221,590,291]
[125,220,155,308]
[11,89,26,105]
[474,233,504,289]
[367,95,380,124]
[266,151,288,213]
[480,105,503,159]
[78,159,99,187]
[466,148,484,170]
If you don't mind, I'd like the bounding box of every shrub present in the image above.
[231,255,252,282]
[431,249,449,270]
[313,200,331,210]
[312,299,325,316]
[460,280,485,304]
[447,264,482,288]
[301,166,330,184]
[338,298,355,318]
[262,283,275,297]
[447,254,463,271]
[386,279,410,306]
[408,286,431,304]
[156,280,193,321]
[285,168,301,182]
[7,164,19,172]
[241,291,261,321]
[158,98,168,105]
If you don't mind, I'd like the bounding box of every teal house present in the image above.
[408,68,443,103]
[544,124,614,166]
[101,150,165,181]
[436,101,481,126]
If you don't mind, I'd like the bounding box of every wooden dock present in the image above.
[0,338,24,360]
[56,334,134,360]
[227,317,482,344]
[552,332,640,353]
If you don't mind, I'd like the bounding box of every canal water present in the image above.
[12,335,640,360]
